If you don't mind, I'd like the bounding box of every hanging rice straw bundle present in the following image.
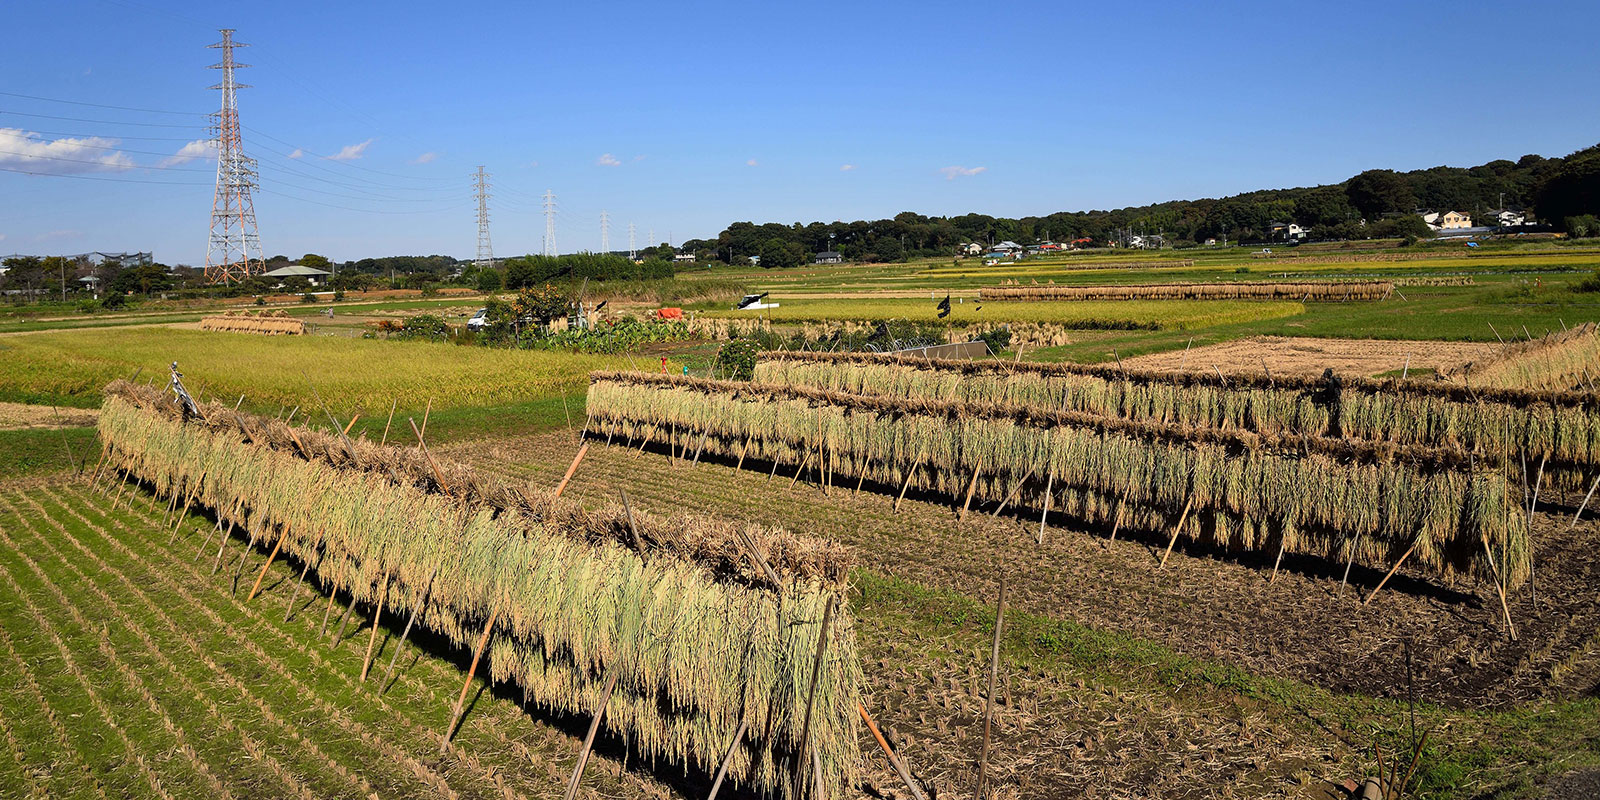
[978,280,1393,302]
[98,380,858,800]
[586,371,1531,590]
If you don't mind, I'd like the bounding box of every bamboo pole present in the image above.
[1337,531,1365,596]
[735,528,784,590]
[1270,534,1287,583]
[562,672,620,800]
[1480,535,1518,640]
[788,451,814,490]
[1107,490,1127,544]
[383,573,434,691]
[791,596,837,798]
[734,435,752,471]
[619,489,644,554]
[360,568,392,682]
[167,485,197,544]
[1037,469,1055,544]
[1362,544,1416,606]
[692,431,709,464]
[246,526,288,602]
[409,418,452,494]
[858,704,929,800]
[333,591,359,645]
[1158,496,1195,569]
[553,442,590,499]
[705,716,751,800]
[1570,474,1599,530]
[894,463,919,512]
[989,467,1034,519]
[320,587,339,637]
[379,398,397,446]
[210,507,240,576]
[419,398,432,441]
[957,460,983,523]
[285,546,318,623]
[441,606,502,754]
[976,575,1006,800]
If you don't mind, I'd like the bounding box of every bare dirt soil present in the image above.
[0,402,98,430]
[1121,336,1500,378]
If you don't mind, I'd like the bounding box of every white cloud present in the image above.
[632,154,646,162]
[597,153,622,166]
[410,151,438,164]
[288,148,305,159]
[158,139,215,168]
[939,165,987,180]
[0,233,7,242]
[0,128,134,174]
[746,158,759,167]
[325,139,374,161]
[840,164,856,171]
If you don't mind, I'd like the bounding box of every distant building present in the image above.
[262,264,332,287]
[958,243,984,256]
[1422,211,1472,231]
[814,251,844,265]
[991,241,1023,253]
[1267,221,1308,240]
[673,252,696,263]
[1491,209,1528,227]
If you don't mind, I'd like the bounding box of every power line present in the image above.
[256,189,471,215]
[0,90,206,116]
[3,129,199,142]
[0,164,208,185]
[0,109,205,128]
[243,125,455,182]
[0,148,212,171]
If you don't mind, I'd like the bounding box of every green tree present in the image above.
[759,237,801,268]
[299,253,333,271]
[514,284,571,327]
[1345,170,1416,217]
[1534,145,1600,223]
[1393,215,1434,239]
[281,276,311,294]
[476,268,503,292]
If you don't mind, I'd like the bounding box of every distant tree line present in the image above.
[678,144,1600,265]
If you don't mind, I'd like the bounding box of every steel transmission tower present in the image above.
[599,210,610,253]
[627,223,636,260]
[204,29,263,284]
[541,190,557,256]
[473,167,493,269]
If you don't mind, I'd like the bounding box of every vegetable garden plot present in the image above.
[755,351,1600,492]
[978,280,1393,302]
[96,380,859,800]
[585,372,1530,592]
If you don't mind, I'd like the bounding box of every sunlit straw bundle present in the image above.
[756,351,1600,491]
[1445,323,1600,393]
[199,309,307,335]
[98,380,858,800]
[979,280,1393,302]
[587,371,1530,589]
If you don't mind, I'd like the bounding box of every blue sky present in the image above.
[3,0,1597,265]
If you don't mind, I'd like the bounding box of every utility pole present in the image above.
[542,190,558,256]
[203,29,263,284]
[600,211,610,254]
[473,166,493,269]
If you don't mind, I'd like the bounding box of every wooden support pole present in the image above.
[167,486,197,544]
[334,590,359,645]
[1270,534,1287,583]
[380,398,397,446]
[285,549,316,623]
[705,716,751,800]
[210,510,239,576]
[1158,496,1195,569]
[440,607,501,754]
[1338,532,1363,596]
[360,569,392,682]
[409,418,452,494]
[976,575,1007,800]
[893,463,919,512]
[1037,469,1055,544]
[735,528,784,590]
[1107,490,1128,544]
[858,704,929,800]
[419,398,432,441]
[619,489,644,554]
[1570,474,1600,530]
[553,442,590,499]
[320,586,339,637]
[692,432,708,464]
[563,671,620,800]
[792,596,837,798]
[636,422,658,454]
[734,436,752,471]
[988,467,1035,520]
[1362,544,1416,606]
[383,574,434,691]
[246,526,288,602]
[957,460,983,523]
[787,451,814,490]
[1480,535,1518,640]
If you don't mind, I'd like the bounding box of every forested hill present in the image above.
[681,143,1600,265]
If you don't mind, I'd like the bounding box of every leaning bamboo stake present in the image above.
[792,596,837,798]
[957,459,983,523]
[285,546,319,623]
[168,484,197,544]
[1362,543,1417,606]
[419,398,432,441]
[383,572,435,691]
[1158,496,1195,569]
[1480,535,1518,640]
[1270,534,1287,583]
[705,716,751,800]
[563,671,621,800]
[333,591,359,645]
[342,413,361,436]
[858,703,929,800]
[894,463,920,512]
[1037,469,1055,544]
[990,467,1035,519]
[1107,489,1128,544]
[788,451,814,490]
[975,575,1007,800]
[1570,474,1600,530]
[553,442,590,499]
[246,526,288,602]
[380,398,397,446]
[1338,532,1363,596]
[320,586,339,637]
[734,435,752,471]
[360,568,392,682]
[409,418,452,494]
[440,606,502,754]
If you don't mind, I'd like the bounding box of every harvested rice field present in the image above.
[1119,336,1500,377]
